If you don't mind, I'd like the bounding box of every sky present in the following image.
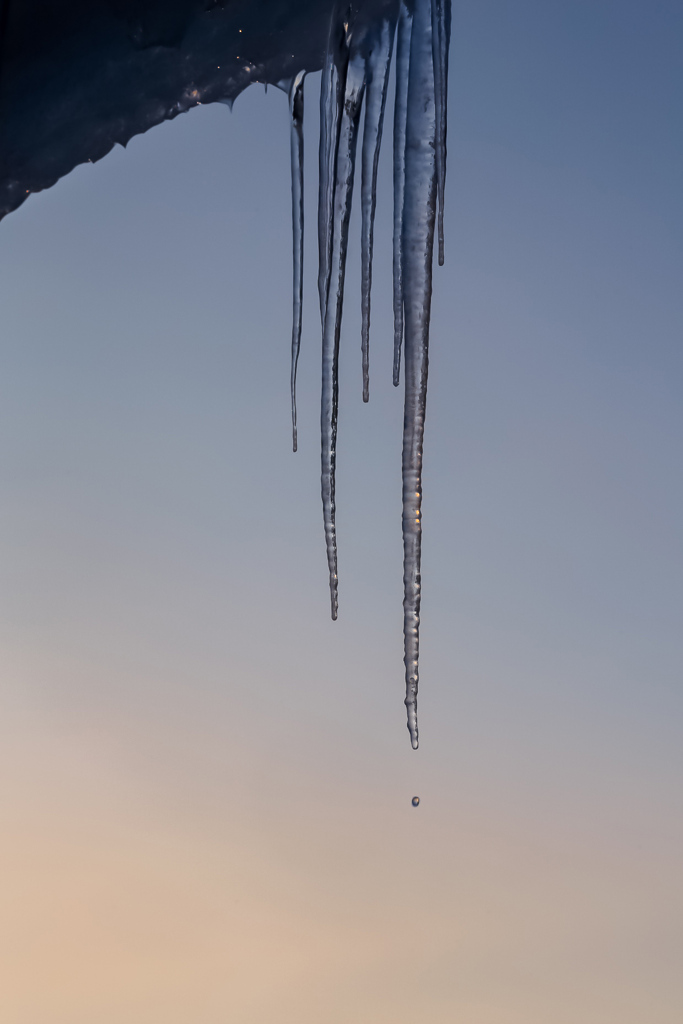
[0,1,682,1021]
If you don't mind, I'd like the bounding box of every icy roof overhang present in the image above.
[0,0,395,218]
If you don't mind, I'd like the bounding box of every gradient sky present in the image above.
[0,1,682,1021]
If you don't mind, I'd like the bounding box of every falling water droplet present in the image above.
[411,796,420,807]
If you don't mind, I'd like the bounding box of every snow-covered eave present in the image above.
[0,0,396,221]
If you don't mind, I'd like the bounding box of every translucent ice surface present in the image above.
[0,0,450,746]
[310,0,449,746]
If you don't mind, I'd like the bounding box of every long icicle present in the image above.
[431,0,450,266]
[401,0,438,749]
[289,71,306,452]
[318,11,349,618]
[360,16,395,403]
[320,47,366,620]
[392,2,413,387]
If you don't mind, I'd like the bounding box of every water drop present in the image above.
[411,796,420,807]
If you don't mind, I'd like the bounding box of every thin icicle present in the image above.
[401,0,438,749]
[317,12,348,617]
[320,48,366,620]
[360,17,395,403]
[430,0,450,266]
[318,14,349,328]
[392,2,413,387]
[317,55,337,326]
[289,71,306,452]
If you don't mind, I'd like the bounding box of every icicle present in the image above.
[305,0,450,742]
[431,0,450,266]
[289,71,306,452]
[320,45,366,620]
[318,14,349,329]
[317,12,348,617]
[360,16,395,403]
[392,3,413,387]
[401,0,438,749]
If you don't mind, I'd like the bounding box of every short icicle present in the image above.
[401,0,438,749]
[430,0,450,266]
[360,15,395,403]
[289,70,306,452]
[392,2,413,387]
[320,39,366,620]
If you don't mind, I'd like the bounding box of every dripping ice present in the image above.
[0,1,449,748]
[286,0,450,747]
